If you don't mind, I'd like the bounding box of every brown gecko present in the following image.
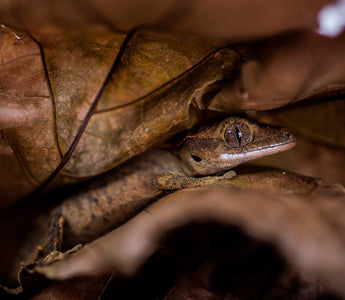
[3,117,296,293]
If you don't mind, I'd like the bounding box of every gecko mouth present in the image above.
[245,140,296,158]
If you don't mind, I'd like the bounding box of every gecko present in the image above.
[3,117,296,292]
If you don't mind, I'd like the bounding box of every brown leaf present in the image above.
[35,182,345,297]
[209,32,345,111]
[262,98,345,148]
[0,0,330,39]
[0,25,59,205]
[251,137,345,186]
[251,99,345,185]
[0,25,245,207]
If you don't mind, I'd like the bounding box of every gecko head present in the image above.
[177,117,296,176]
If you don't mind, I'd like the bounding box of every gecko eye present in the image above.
[224,123,251,148]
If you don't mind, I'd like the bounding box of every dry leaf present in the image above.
[35,182,345,297]
[0,0,330,39]
[0,25,246,207]
[261,98,345,148]
[252,99,345,184]
[209,32,345,111]
[0,168,318,294]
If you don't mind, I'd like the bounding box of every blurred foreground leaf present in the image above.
[34,178,345,298]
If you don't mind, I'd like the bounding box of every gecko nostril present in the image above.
[283,132,292,139]
[191,155,202,162]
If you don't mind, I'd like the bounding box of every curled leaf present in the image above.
[209,32,345,111]
[0,25,246,206]
[36,182,345,297]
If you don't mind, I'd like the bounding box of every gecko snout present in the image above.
[280,131,296,145]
